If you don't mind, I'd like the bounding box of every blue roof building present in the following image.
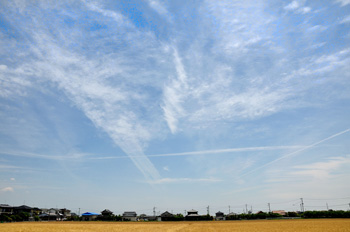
[82,212,100,221]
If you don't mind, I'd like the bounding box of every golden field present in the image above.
[1,219,350,232]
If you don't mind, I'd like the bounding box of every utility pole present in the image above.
[250,206,253,214]
[207,205,210,215]
[326,203,329,211]
[228,205,231,214]
[78,208,80,216]
[300,198,304,212]
[268,203,271,213]
[153,207,156,216]
[245,204,248,214]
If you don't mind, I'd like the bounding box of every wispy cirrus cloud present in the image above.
[0,1,165,182]
[162,48,189,133]
[335,0,350,6]
[1,0,349,190]
[291,156,350,179]
[239,128,350,178]
[90,145,307,160]
[340,15,350,24]
[0,150,88,161]
[263,155,350,201]
[150,177,222,184]
[284,1,312,14]
[147,0,170,17]
[0,187,14,192]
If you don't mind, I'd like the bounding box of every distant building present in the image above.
[160,211,174,221]
[185,209,200,221]
[0,204,14,215]
[0,204,73,221]
[215,211,225,220]
[122,211,137,221]
[82,212,100,221]
[14,205,33,215]
[139,214,158,221]
[272,210,286,216]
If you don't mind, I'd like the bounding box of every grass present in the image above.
[1,219,350,232]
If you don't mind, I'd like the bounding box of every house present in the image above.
[82,212,99,221]
[0,204,14,215]
[122,211,137,221]
[225,212,237,220]
[215,211,225,220]
[13,205,33,215]
[139,214,158,221]
[101,209,113,217]
[272,210,286,216]
[60,208,71,218]
[185,209,200,221]
[39,208,64,221]
[160,211,174,221]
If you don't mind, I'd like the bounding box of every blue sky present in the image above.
[0,0,350,215]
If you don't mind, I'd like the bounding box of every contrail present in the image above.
[238,128,350,178]
[89,145,306,160]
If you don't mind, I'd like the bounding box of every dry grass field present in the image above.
[1,219,350,232]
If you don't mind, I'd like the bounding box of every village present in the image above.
[2,203,348,222]
[0,203,301,222]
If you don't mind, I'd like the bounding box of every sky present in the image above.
[0,0,350,216]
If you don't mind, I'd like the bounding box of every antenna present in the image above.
[300,198,304,212]
[268,203,271,213]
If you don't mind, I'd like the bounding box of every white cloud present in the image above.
[10,178,15,181]
[162,48,188,134]
[239,128,350,178]
[335,0,350,6]
[290,156,350,179]
[1,150,89,161]
[1,0,349,188]
[205,0,275,52]
[340,15,350,24]
[263,156,350,203]
[163,166,170,171]
[284,1,312,14]
[1,187,14,192]
[89,146,306,159]
[148,0,169,16]
[84,1,126,24]
[299,6,311,14]
[307,25,327,32]
[284,1,300,10]
[150,177,222,184]
[0,1,164,182]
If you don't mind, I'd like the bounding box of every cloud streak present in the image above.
[89,146,307,160]
[0,187,14,192]
[150,177,222,184]
[290,156,350,179]
[239,128,350,178]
